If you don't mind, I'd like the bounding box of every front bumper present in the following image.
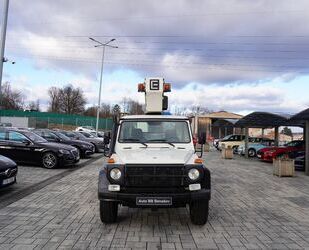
[83,149,95,156]
[0,167,18,188]
[98,189,211,208]
[59,152,80,166]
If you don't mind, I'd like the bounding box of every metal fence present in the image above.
[0,110,113,130]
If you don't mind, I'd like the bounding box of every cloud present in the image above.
[171,83,307,114]
[5,0,309,87]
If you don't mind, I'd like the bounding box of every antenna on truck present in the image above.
[138,77,171,114]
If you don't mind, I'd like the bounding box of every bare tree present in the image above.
[121,98,143,115]
[47,85,86,114]
[48,87,61,112]
[100,103,111,117]
[84,103,112,118]
[84,106,97,117]
[0,82,24,110]
[27,99,40,111]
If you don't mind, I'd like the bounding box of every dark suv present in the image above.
[0,128,79,168]
[34,129,95,158]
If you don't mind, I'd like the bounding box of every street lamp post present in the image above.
[89,37,117,135]
[0,0,10,111]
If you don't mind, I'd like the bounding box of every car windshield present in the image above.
[285,141,303,147]
[54,132,71,141]
[222,135,231,140]
[75,132,87,139]
[81,132,95,138]
[24,131,47,143]
[118,120,191,143]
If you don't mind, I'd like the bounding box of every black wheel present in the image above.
[42,152,58,169]
[100,200,118,223]
[232,146,238,154]
[189,200,209,225]
[248,148,256,157]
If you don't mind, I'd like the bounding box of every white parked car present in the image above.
[75,126,95,133]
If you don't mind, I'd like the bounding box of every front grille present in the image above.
[0,167,17,178]
[125,164,185,187]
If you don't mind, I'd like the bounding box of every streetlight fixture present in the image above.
[89,37,118,135]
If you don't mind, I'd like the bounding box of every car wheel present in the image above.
[232,146,238,154]
[100,200,118,223]
[248,148,256,157]
[42,152,58,169]
[189,200,209,225]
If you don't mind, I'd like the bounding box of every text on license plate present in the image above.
[136,197,172,206]
[2,177,15,185]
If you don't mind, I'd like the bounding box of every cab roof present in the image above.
[120,115,189,120]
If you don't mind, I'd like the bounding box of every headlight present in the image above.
[110,168,122,180]
[188,168,200,181]
[59,149,70,154]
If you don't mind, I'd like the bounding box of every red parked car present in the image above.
[257,140,305,162]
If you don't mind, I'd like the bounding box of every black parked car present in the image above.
[34,129,95,158]
[0,129,79,169]
[288,151,305,171]
[60,131,104,153]
[0,155,18,188]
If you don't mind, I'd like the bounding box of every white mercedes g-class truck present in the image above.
[98,78,211,225]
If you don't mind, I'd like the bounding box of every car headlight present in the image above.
[188,168,200,181]
[110,168,122,180]
[59,149,70,154]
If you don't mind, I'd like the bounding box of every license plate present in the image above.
[257,155,261,158]
[136,197,172,206]
[2,177,15,185]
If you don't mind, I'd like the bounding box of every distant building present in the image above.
[192,111,243,139]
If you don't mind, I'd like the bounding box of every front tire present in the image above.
[248,148,256,157]
[100,200,118,223]
[189,200,209,225]
[42,152,58,169]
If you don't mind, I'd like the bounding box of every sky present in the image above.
[1,0,309,115]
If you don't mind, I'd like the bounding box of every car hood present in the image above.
[70,139,92,146]
[38,142,75,151]
[84,138,103,143]
[0,155,17,169]
[116,148,195,164]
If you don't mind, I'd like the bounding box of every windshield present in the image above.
[81,132,95,138]
[24,131,47,143]
[54,132,71,141]
[75,132,87,139]
[118,120,191,143]
[286,141,303,147]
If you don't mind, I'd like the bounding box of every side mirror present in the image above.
[22,139,31,145]
[198,132,206,145]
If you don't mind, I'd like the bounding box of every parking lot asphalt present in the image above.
[0,154,103,210]
[0,150,309,249]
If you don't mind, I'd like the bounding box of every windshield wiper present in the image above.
[123,138,148,147]
[148,139,175,147]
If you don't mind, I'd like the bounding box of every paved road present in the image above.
[0,151,309,249]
